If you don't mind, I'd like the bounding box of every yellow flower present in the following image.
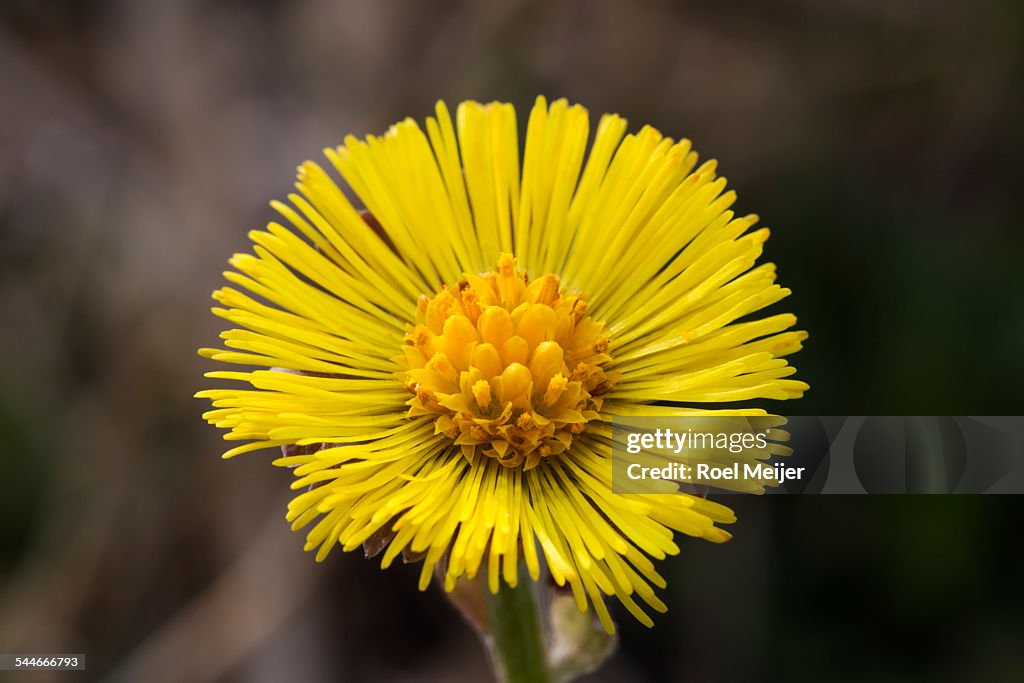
[197,97,807,632]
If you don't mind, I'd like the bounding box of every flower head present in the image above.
[198,97,807,632]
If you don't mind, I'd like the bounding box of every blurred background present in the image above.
[2,1,1023,681]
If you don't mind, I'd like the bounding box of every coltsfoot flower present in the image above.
[197,97,807,632]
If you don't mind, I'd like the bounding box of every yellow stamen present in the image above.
[471,379,492,409]
[543,373,567,405]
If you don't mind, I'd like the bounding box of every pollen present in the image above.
[396,254,615,470]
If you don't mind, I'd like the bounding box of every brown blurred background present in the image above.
[2,1,1023,681]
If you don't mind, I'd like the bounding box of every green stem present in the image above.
[485,566,551,683]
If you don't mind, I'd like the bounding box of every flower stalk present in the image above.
[485,565,551,683]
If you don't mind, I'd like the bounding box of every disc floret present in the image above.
[397,254,615,469]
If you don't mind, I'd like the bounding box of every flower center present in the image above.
[396,254,615,470]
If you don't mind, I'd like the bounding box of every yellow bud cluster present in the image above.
[396,254,615,469]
